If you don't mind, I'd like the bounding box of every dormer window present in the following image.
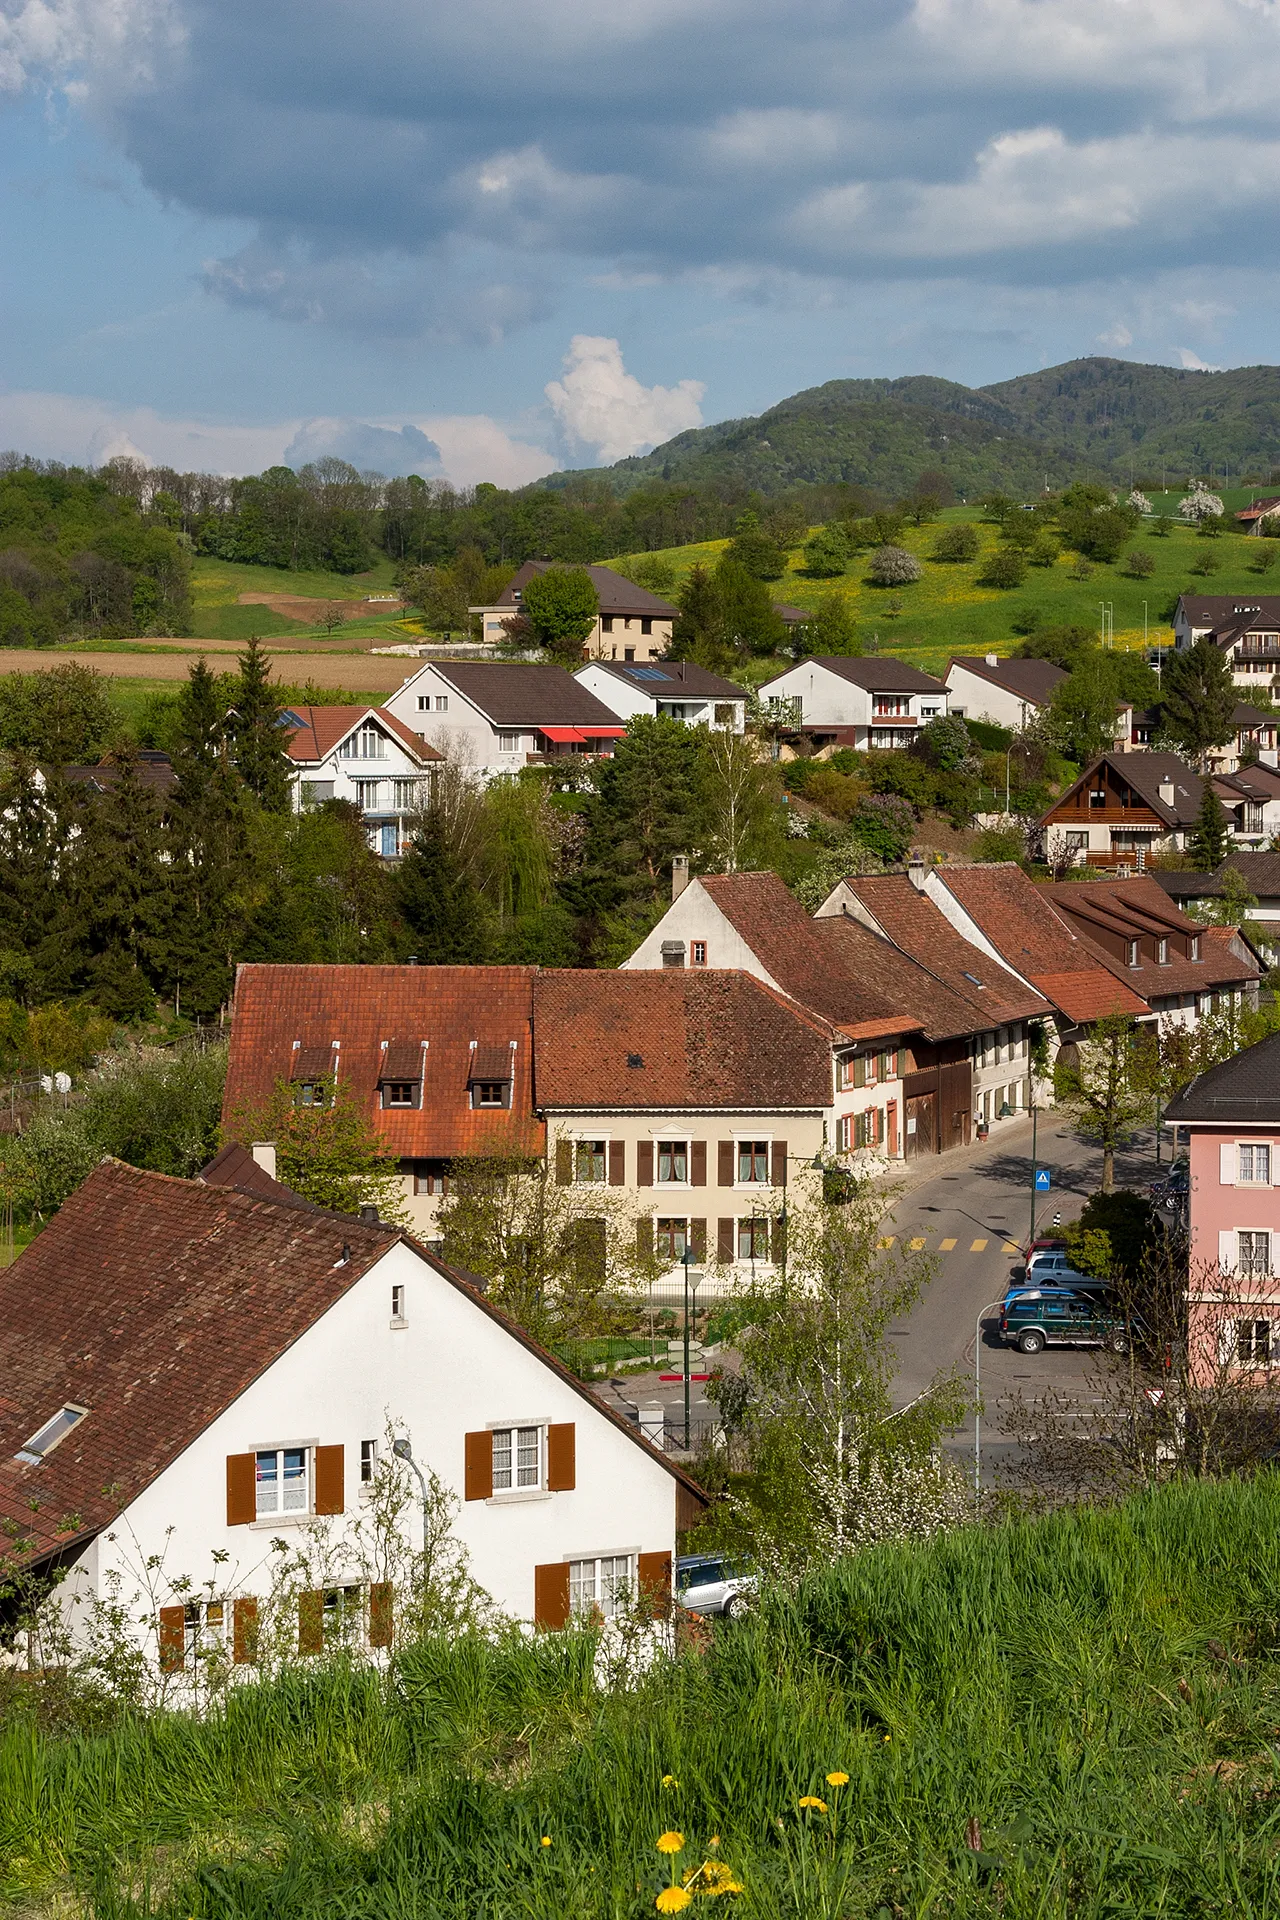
[342,725,388,761]
[1127,940,1140,967]
[1158,938,1169,965]
[378,1040,425,1110]
[1191,935,1201,961]
[468,1044,514,1110]
[291,1045,337,1106]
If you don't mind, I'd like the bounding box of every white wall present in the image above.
[945,663,1039,732]
[382,667,526,780]
[621,882,774,980]
[760,662,871,728]
[575,669,745,734]
[290,720,433,856]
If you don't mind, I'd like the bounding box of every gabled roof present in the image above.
[224,965,545,1160]
[425,663,626,729]
[491,561,678,617]
[63,752,176,796]
[533,969,836,1109]
[945,655,1066,706]
[788,656,948,695]
[1235,499,1280,522]
[1041,876,1260,997]
[1164,1030,1280,1125]
[584,660,746,699]
[1176,594,1280,631]
[1042,752,1205,829]
[282,706,441,766]
[809,913,992,1042]
[0,1160,704,1568]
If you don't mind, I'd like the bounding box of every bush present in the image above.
[864,750,935,809]
[850,792,916,861]
[866,545,922,587]
[1028,534,1060,566]
[978,549,1026,589]
[914,714,972,771]
[802,526,851,577]
[1123,550,1156,578]
[725,530,787,580]
[931,524,979,563]
[973,825,1026,863]
[805,767,865,820]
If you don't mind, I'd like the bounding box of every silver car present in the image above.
[675,1554,755,1619]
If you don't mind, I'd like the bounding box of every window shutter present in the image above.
[1219,1229,1237,1275]
[718,1141,734,1186]
[555,1140,572,1186]
[771,1140,788,1186]
[547,1422,576,1491]
[369,1582,394,1649]
[690,1218,706,1261]
[853,1055,867,1089]
[609,1140,625,1186]
[876,1107,886,1145]
[314,1444,344,1516]
[464,1430,494,1501]
[637,1141,654,1186]
[226,1452,256,1526]
[637,1549,673,1619]
[233,1597,259,1665]
[718,1217,735,1259]
[691,1141,707,1186]
[534,1561,570,1631]
[1220,1142,1237,1186]
[298,1591,323,1656]
[637,1216,653,1258]
[158,1604,185,1674]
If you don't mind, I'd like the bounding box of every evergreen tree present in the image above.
[1188,781,1232,871]
[1158,638,1238,767]
[395,804,491,962]
[587,715,706,894]
[670,564,729,667]
[0,759,82,1004]
[72,749,165,1019]
[714,557,788,657]
[229,637,292,813]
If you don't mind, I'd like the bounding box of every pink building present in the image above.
[1165,1033,1280,1380]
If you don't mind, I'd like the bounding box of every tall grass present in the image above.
[6,1478,1280,1917]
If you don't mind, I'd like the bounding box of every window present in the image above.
[15,1402,87,1465]
[360,1440,378,1484]
[691,940,707,966]
[1064,830,1089,850]
[1127,940,1140,967]
[873,696,910,716]
[624,647,635,662]
[393,780,419,810]
[300,780,334,806]
[737,1216,771,1261]
[837,1054,855,1091]
[737,1140,770,1184]
[498,732,520,751]
[575,1139,607,1183]
[183,1599,224,1664]
[1157,938,1169,965]
[657,1218,688,1261]
[1239,1144,1272,1184]
[1238,1317,1273,1362]
[602,615,614,633]
[322,1586,363,1646]
[382,1081,418,1108]
[641,617,653,635]
[661,940,686,968]
[417,695,430,710]
[493,1425,542,1491]
[837,1114,851,1152]
[355,780,381,809]
[296,1081,328,1108]
[413,1162,449,1196]
[1239,1231,1272,1280]
[391,1284,406,1323]
[657,1140,689,1184]
[570,1554,632,1619]
[435,695,449,711]
[1191,936,1201,961]
[344,725,387,760]
[256,1447,308,1517]
[474,1082,506,1108]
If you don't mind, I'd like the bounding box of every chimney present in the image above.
[1158,778,1176,806]
[985,652,998,666]
[672,854,690,900]
[406,954,419,966]
[907,856,927,892]
[359,1204,379,1227]
[250,1142,277,1179]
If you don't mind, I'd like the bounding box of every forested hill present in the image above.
[537,357,1280,501]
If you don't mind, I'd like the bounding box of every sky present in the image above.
[2,0,1280,487]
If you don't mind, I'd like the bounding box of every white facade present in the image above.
[759,659,948,749]
[287,709,436,859]
[574,665,746,734]
[49,1239,684,1663]
[944,659,1049,732]
[381,665,621,782]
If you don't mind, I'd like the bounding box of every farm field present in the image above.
[189,557,413,645]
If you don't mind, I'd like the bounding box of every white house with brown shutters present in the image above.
[0,1159,703,1678]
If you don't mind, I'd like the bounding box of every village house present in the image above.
[1234,499,1280,534]
[758,656,949,754]
[1039,874,1260,1027]
[470,562,678,664]
[1154,853,1280,965]
[380,662,625,781]
[282,706,442,859]
[944,654,1065,732]
[1171,595,1280,706]
[573,659,747,733]
[1037,752,1233,872]
[0,1159,703,1672]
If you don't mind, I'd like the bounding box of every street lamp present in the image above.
[973,1299,1007,1507]
[392,1436,429,1550]
[679,1247,703,1449]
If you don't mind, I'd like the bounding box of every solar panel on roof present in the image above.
[280,709,307,728]
[625,666,670,681]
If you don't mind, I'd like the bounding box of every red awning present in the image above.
[577,725,627,738]
[539,726,587,743]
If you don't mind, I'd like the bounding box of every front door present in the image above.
[381,821,398,858]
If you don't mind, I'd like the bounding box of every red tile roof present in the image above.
[1042,876,1261,999]
[934,865,1149,1021]
[282,706,442,766]
[533,969,836,1109]
[224,965,545,1160]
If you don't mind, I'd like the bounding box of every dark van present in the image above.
[1000,1288,1133,1355]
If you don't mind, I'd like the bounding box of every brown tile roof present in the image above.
[1041,752,1204,829]
[809,914,981,1041]
[533,969,835,1109]
[802,656,948,694]
[431,663,627,728]
[282,706,441,766]
[1042,875,1260,999]
[223,965,545,1160]
[1227,851,1280,896]
[934,865,1149,1022]
[198,1140,319,1210]
[63,752,176,795]
[694,872,914,1037]
[946,656,1066,705]
[494,561,678,617]
[1177,594,1280,631]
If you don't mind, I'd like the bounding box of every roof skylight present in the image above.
[15,1403,88,1465]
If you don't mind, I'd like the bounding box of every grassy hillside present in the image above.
[6,1477,1280,1917]
[610,508,1279,679]
[189,557,405,643]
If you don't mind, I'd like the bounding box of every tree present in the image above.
[866,545,922,586]
[803,526,850,578]
[700,726,782,872]
[71,748,165,1019]
[850,793,915,863]
[1179,485,1225,524]
[1187,781,1232,871]
[713,557,788,656]
[395,803,491,963]
[0,664,123,766]
[520,567,599,666]
[228,637,291,813]
[794,593,860,657]
[931,524,979,562]
[317,602,349,639]
[1123,550,1155,578]
[1057,504,1136,563]
[587,716,706,897]
[914,715,973,772]
[1041,661,1122,765]
[0,758,82,1005]
[1127,490,1152,513]
[1052,1012,1148,1193]
[725,528,786,580]
[229,1078,411,1224]
[1158,639,1238,767]
[670,563,729,666]
[978,549,1026,588]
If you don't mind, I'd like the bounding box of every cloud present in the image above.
[283,419,442,476]
[545,335,704,462]
[1098,323,1133,349]
[1176,348,1224,371]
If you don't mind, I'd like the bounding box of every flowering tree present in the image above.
[1179,485,1225,523]
[1127,489,1152,514]
[866,545,922,586]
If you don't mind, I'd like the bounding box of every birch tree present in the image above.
[1052,1011,1148,1193]
[700,725,780,873]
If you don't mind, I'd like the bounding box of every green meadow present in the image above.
[188,557,410,644]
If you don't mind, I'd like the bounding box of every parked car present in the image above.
[999,1288,1135,1355]
[1002,1271,1108,1305]
[1025,1248,1082,1281]
[675,1554,756,1620]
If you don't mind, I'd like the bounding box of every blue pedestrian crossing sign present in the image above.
[1034,1167,1052,1191]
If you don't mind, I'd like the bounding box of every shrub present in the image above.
[802,526,851,578]
[726,530,787,580]
[866,545,922,587]
[1123,550,1156,578]
[1028,534,1059,566]
[805,766,864,820]
[1191,552,1221,576]
[973,824,1026,863]
[914,714,973,771]
[931,524,979,563]
[978,549,1026,589]
[850,792,916,861]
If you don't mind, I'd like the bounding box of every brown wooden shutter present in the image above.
[636,1216,653,1258]
[464,1429,494,1501]
[718,1141,734,1186]
[853,1054,867,1089]
[233,1597,259,1665]
[369,1582,394,1649]
[226,1452,256,1526]
[158,1604,185,1674]
[676,1483,705,1533]
[637,1140,654,1186]
[313,1444,344,1515]
[718,1217,735,1259]
[547,1422,576,1491]
[609,1140,625,1186]
[691,1140,707,1186]
[298,1590,324,1655]
[771,1139,788,1186]
[638,1549,673,1619]
[690,1218,706,1260]
[555,1139,572,1186]
[534,1561,571,1631]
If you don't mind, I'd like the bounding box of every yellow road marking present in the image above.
[878,1235,895,1248]
[1003,1241,1021,1254]
[909,1236,926,1250]
[940,1237,957,1251]
[970,1238,988,1252]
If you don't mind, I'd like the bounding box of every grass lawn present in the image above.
[607,510,1280,678]
[189,556,409,644]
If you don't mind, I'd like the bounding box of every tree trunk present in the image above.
[1102,1145,1114,1194]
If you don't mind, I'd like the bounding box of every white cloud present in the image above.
[1097,322,1133,349]
[283,419,442,475]
[1176,348,1223,371]
[544,335,704,462]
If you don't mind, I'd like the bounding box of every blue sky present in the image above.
[2,0,1280,485]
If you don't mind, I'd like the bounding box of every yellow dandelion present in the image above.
[657,1831,685,1854]
[661,1774,679,1788]
[540,1836,551,1847]
[826,1771,849,1787]
[708,1835,720,1847]
[883,1734,891,1744]
[798,1795,828,1812]
[656,1892,692,1915]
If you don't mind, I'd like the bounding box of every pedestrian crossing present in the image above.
[879,1232,1023,1255]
